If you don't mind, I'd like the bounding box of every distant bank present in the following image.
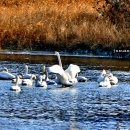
[0,51,129,64]
[0,0,129,55]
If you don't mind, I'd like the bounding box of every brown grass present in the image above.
[0,0,129,51]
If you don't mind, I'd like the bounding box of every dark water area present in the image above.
[0,51,129,71]
[0,54,130,130]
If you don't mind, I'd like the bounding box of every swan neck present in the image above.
[25,65,28,74]
[42,66,46,74]
[57,53,62,68]
[16,76,19,86]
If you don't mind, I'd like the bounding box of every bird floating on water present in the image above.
[10,75,21,92]
[0,67,15,80]
[51,51,87,85]
[99,75,111,88]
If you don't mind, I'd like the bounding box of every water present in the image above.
[0,58,130,130]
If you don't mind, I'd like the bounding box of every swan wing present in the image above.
[65,64,80,79]
[47,65,64,75]
[47,65,73,86]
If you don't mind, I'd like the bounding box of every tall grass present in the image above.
[0,0,129,51]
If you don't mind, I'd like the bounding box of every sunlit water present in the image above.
[0,59,130,130]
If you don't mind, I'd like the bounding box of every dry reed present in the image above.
[0,0,129,51]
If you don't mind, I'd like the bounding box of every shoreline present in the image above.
[0,50,129,59]
[0,50,129,65]
[0,51,130,71]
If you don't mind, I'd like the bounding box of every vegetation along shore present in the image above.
[0,0,129,57]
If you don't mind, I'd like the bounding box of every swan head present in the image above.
[102,69,106,74]
[54,51,59,55]
[101,69,107,77]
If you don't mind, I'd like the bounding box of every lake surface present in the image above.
[0,56,130,130]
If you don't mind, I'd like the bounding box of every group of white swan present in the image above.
[47,51,87,86]
[0,51,118,92]
[97,69,118,88]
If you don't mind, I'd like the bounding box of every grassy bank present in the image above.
[0,0,129,53]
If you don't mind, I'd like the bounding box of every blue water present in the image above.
[0,60,130,130]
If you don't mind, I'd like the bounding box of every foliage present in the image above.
[0,0,129,51]
[94,0,130,28]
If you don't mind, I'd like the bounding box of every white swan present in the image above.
[108,73,118,85]
[22,76,33,86]
[35,65,57,87]
[55,51,82,83]
[99,76,111,88]
[23,65,36,79]
[48,51,73,86]
[0,68,15,80]
[40,65,47,80]
[35,75,48,88]
[20,65,36,86]
[12,74,23,84]
[97,69,107,83]
[10,75,21,92]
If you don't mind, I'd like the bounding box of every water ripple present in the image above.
[0,61,129,129]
